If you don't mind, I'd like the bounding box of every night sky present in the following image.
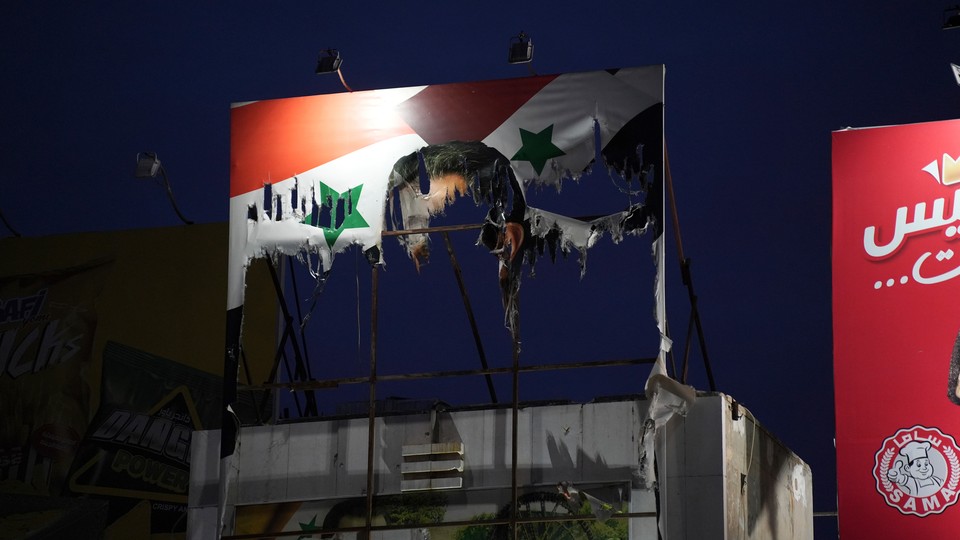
[4,3,960,537]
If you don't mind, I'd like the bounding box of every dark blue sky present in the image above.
[4,2,960,536]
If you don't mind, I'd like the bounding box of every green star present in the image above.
[304,182,370,248]
[298,514,320,539]
[511,124,566,175]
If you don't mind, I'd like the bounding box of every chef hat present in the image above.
[900,441,932,464]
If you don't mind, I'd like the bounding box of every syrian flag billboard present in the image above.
[222,66,665,532]
[227,67,664,312]
[833,120,960,537]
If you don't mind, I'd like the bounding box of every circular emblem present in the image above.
[874,425,960,516]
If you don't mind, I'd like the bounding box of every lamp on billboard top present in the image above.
[315,48,352,92]
[508,32,533,64]
[944,6,960,30]
[134,152,193,225]
[135,152,162,179]
[315,49,342,74]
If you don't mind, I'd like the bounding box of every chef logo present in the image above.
[875,425,960,516]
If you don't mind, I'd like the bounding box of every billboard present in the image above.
[227,67,665,317]
[224,66,668,467]
[833,120,960,536]
[0,224,276,538]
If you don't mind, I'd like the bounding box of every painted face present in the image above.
[908,457,933,480]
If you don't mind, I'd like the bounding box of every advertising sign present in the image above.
[0,259,110,498]
[833,120,960,536]
[0,224,276,538]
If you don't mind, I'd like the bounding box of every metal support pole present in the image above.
[442,232,498,403]
[365,265,380,537]
[665,143,717,391]
[510,299,521,540]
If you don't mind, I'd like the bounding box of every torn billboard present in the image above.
[228,66,663,302]
[227,67,664,380]
[833,120,960,537]
[224,66,665,463]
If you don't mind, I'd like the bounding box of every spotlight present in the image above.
[944,6,960,29]
[315,49,343,74]
[135,152,162,178]
[508,32,534,64]
[135,152,193,225]
[315,48,352,91]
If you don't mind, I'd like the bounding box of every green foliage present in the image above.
[586,516,628,540]
[454,513,497,540]
[379,492,448,525]
[580,500,628,540]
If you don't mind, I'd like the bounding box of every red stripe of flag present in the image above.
[396,75,557,145]
[230,92,416,197]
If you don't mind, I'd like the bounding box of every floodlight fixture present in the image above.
[135,152,161,178]
[508,32,534,64]
[315,49,342,73]
[944,6,960,29]
[316,48,353,91]
[135,152,194,225]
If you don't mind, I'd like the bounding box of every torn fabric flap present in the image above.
[387,141,523,270]
[381,137,659,332]
[526,204,651,277]
[638,373,695,539]
[637,374,695,491]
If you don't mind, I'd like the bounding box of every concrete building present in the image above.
[189,392,812,539]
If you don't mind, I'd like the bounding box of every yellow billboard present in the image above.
[0,223,276,538]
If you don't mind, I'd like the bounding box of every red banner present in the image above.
[833,120,960,537]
